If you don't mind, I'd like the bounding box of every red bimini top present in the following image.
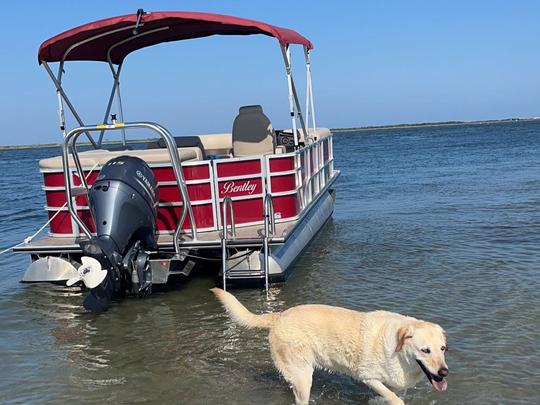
[38,10,313,65]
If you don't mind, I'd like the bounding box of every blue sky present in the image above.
[0,0,539,145]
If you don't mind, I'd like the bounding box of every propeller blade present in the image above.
[80,257,108,288]
[67,256,108,289]
[65,277,80,287]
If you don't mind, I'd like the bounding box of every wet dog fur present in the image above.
[211,288,448,405]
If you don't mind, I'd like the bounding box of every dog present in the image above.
[211,288,448,405]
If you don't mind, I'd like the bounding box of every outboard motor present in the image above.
[68,156,159,312]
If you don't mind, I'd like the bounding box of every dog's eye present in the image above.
[421,348,431,354]
[441,346,447,352]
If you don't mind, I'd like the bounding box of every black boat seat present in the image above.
[153,135,207,160]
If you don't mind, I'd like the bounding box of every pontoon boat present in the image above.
[14,9,340,311]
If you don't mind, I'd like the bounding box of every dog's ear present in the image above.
[443,329,448,351]
[395,325,413,352]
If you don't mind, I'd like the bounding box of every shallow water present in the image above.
[1,122,539,404]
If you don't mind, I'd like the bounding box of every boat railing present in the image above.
[263,193,276,292]
[220,196,236,291]
[61,121,198,252]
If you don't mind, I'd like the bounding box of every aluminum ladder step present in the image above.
[226,269,265,279]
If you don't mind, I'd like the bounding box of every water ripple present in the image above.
[1,124,540,404]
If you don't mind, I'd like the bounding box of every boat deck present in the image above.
[13,220,295,255]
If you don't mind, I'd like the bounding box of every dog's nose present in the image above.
[438,367,449,377]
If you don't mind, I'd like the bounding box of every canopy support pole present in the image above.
[98,67,120,147]
[115,76,127,146]
[42,61,98,148]
[98,62,127,147]
[280,45,309,147]
[304,47,317,140]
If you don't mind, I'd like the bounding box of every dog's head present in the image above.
[395,321,448,392]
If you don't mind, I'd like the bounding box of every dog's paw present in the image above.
[368,397,404,405]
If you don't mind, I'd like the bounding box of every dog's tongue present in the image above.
[431,378,448,392]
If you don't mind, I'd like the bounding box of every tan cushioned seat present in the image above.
[39,147,200,170]
[198,133,232,150]
[232,105,275,157]
[198,133,232,156]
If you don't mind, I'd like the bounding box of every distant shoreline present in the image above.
[0,139,150,151]
[1,117,539,150]
[331,117,540,133]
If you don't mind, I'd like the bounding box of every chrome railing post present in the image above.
[62,122,198,250]
[149,123,198,248]
[221,217,228,291]
[222,196,236,239]
[62,129,93,238]
[220,196,236,291]
[263,194,275,293]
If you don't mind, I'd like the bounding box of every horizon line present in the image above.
[1,117,539,150]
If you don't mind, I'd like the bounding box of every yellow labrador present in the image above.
[211,288,448,405]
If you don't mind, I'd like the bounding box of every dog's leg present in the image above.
[271,346,313,405]
[362,380,404,405]
[282,365,313,405]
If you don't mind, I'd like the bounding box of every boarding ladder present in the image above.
[221,194,275,292]
[221,196,236,291]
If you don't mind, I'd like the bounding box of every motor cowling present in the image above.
[90,155,158,256]
[80,156,159,312]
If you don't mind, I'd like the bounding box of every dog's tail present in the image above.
[211,288,279,330]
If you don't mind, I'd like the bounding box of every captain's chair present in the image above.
[232,105,275,157]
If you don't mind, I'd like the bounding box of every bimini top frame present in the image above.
[38,9,317,148]
[38,10,312,64]
[38,9,320,246]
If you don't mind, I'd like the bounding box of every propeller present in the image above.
[66,256,108,288]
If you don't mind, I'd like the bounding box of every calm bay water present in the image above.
[0,122,539,404]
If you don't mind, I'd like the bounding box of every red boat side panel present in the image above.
[187,183,212,201]
[270,174,296,193]
[183,165,210,180]
[269,156,295,172]
[219,198,263,224]
[193,204,216,228]
[152,167,176,182]
[152,164,210,182]
[45,190,67,207]
[49,209,96,235]
[77,210,96,233]
[157,204,215,230]
[157,206,179,231]
[72,171,99,186]
[272,193,300,219]
[49,211,72,234]
[43,173,65,188]
[158,186,180,203]
[216,159,261,177]
[159,183,212,203]
[75,195,89,206]
[45,192,88,207]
